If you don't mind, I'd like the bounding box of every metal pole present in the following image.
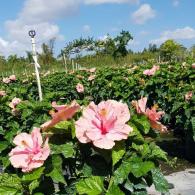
[63,53,68,73]
[72,59,74,72]
[29,30,43,101]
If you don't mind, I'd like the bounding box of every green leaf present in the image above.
[106,184,124,195]
[46,155,66,184]
[124,180,134,192]
[0,186,20,195]
[76,176,104,195]
[50,142,75,158]
[51,154,63,169]
[114,156,155,184]
[191,117,195,141]
[22,167,45,182]
[112,141,125,166]
[128,123,144,143]
[29,180,40,194]
[0,173,22,195]
[132,191,147,195]
[114,159,132,184]
[0,141,9,152]
[54,120,72,129]
[49,121,73,134]
[131,115,150,135]
[149,143,168,161]
[46,168,66,184]
[0,156,10,169]
[130,161,155,178]
[151,168,169,193]
[131,143,150,157]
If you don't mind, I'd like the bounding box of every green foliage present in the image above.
[0,173,23,195]
[160,39,184,61]
[151,169,169,193]
[76,176,104,195]
[0,62,194,194]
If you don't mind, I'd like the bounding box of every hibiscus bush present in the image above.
[0,62,194,194]
[0,98,169,195]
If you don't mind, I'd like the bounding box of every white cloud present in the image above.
[173,0,179,7]
[132,4,156,24]
[19,0,80,24]
[83,25,91,33]
[128,39,140,46]
[0,0,80,56]
[0,37,28,57]
[0,0,140,56]
[84,0,139,5]
[151,26,195,44]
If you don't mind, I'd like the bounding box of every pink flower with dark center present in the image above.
[9,75,16,81]
[192,63,195,69]
[76,83,84,93]
[143,65,160,76]
[9,127,50,172]
[41,100,80,131]
[0,90,6,96]
[185,91,193,101]
[132,97,167,133]
[88,75,96,81]
[76,100,133,149]
[9,97,22,110]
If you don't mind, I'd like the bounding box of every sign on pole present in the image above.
[28,30,43,101]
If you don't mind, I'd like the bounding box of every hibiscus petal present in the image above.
[31,128,43,148]
[13,133,33,148]
[9,154,29,168]
[150,120,167,133]
[93,137,115,149]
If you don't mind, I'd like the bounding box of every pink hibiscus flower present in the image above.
[132,97,167,133]
[9,97,22,109]
[132,97,147,114]
[143,65,160,76]
[89,68,96,73]
[185,91,193,101]
[76,83,84,93]
[75,100,133,149]
[0,90,6,96]
[9,127,50,172]
[3,77,11,84]
[9,75,16,81]
[41,100,80,131]
[88,75,96,81]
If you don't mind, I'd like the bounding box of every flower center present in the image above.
[100,120,107,135]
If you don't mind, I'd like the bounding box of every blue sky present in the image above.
[0,0,195,57]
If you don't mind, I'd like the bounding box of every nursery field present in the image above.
[0,62,194,194]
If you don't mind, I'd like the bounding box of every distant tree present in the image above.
[113,30,133,58]
[0,55,6,65]
[148,43,158,53]
[160,39,181,61]
[38,38,56,66]
[26,51,33,64]
[190,45,195,58]
[62,30,133,60]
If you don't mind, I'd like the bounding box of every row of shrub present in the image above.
[0,62,194,194]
